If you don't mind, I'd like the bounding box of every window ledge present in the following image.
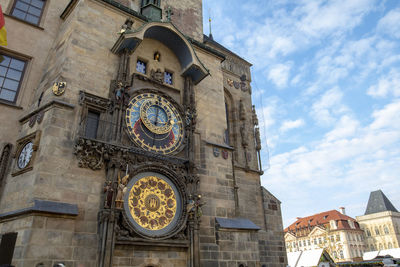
[0,99,23,109]
[4,14,44,31]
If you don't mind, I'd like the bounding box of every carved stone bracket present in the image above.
[74,137,188,171]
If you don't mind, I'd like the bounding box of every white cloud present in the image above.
[325,115,359,141]
[263,100,400,226]
[377,8,400,39]
[311,87,348,126]
[280,119,305,133]
[294,0,376,38]
[370,100,400,130]
[367,69,400,98]
[267,63,292,88]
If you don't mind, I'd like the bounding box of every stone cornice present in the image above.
[19,100,75,123]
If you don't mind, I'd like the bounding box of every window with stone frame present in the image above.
[141,0,160,7]
[85,110,100,139]
[78,91,110,142]
[375,227,380,235]
[11,0,46,25]
[136,59,147,74]
[164,70,173,85]
[366,229,371,236]
[384,225,389,234]
[0,54,27,103]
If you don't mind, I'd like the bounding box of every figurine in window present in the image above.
[154,51,161,62]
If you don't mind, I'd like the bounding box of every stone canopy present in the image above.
[111,21,209,84]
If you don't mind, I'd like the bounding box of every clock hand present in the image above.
[154,107,160,126]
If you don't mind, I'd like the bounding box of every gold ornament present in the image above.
[128,176,176,231]
[52,82,66,96]
[140,98,173,134]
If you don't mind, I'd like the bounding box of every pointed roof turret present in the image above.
[365,190,398,215]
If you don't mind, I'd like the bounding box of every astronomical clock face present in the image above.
[126,93,184,154]
[124,172,182,237]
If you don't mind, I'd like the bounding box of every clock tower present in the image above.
[0,0,287,266]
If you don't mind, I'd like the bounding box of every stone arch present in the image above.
[112,22,209,84]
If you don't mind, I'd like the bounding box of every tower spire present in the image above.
[208,9,213,40]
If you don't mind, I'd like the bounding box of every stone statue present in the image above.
[252,105,258,126]
[103,181,113,208]
[255,127,261,151]
[115,172,129,209]
[240,123,248,147]
[239,100,245,121]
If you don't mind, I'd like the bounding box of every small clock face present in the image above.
[17,142,33,169]
[126,93,184,154]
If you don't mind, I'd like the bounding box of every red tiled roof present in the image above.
[284,210,360,232]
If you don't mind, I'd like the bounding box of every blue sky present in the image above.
[202,0,400,227]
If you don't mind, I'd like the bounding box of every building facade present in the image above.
[0,0,287,266]
[284,209,365,262]
[357,190,400,252]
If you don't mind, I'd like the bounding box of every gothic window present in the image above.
[0,54,27,103]
[136,59,147,74]
[78,91,109,141]
[11,0,45,25]
[164,71,173,85]
[85,111,100,139]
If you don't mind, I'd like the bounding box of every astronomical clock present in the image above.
[125,92,184,154]
[75,22,204,256]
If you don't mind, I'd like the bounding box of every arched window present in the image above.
[375,227,380,235]
[223,90,237,150]
[225,100,230,145]
[388,242,393,249]
[384,225,389,234]
[366,229,371,236]
[379,243,383,250]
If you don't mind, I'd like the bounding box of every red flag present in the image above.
[0,5,7,46]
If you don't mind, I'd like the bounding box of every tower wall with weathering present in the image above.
[0,0,287,266]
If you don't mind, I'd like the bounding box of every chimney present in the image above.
[339,207,346,215]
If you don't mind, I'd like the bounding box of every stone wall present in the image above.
[260,187,287,267]
[113,245,187,267]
